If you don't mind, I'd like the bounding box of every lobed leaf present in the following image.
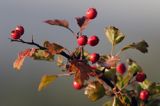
[75,16,89,32]
[105,26,125,46]
[84,81,105,102]
[44,19,69,28]
[13,48,34,70]
[121,40,149,53]
[38,75,58,91]
[44,41,64,55]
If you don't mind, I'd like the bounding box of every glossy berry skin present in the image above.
[86,8,97,19]
[77,35,88,46]
[73,81,83,90]
[136,72,146,82]
[15,25,24,35]
[139,90,149,101]
[87,36,99,46]
[10,30,21,39]
[89,53,100,64]
[116,63,126,75]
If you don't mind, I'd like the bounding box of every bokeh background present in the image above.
[0,0,160,106]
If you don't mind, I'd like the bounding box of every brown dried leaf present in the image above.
[75,16,89,31]
[44,19,69,28]
[44,41,64,55]
[38,75,58,91]
[69,61,91,84]
[13,48,34,70]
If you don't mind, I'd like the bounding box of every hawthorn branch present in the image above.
[9,38,72,60]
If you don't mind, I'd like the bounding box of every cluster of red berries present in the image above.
[10,25,24,39]
[73,8,99,90]
[116,63,149,101]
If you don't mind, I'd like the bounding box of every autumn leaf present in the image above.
[44,19,69,28]
[38,75,58,91]
[75,16,89,32]
[121,40,149,53]
[69,61,91,84]
[105,26,125,46]
[44,41,64,55]
[84,81,105,102]
[31,49,54,61]
[13,48,34,70]
[56,55,64,67]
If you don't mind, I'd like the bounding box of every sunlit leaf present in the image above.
[139,80,152,90]
[75,16,89,32]
[38,75,58,91]
[13,48,34,70]
[84,81,105,101]
[105,26,125,46]
[44,41,64,55]
[121,40,149,53]
[31,49,54,61]
[56,55,64,67]
[44,19,69,28]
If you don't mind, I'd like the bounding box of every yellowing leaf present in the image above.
[44,41,64,55]
[38,75,58,91]
[31,49,54,61]
[13,48,34,70]
[44,19,69,28]
[56,55,64,67]
[105,26,125,46]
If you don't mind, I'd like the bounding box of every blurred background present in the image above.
[0,0,160,106]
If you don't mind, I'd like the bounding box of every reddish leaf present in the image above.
[44,19,69,28]
[13,48,34,70]
[75,16,89,31]
[69,61,91,84]
[44,41,64,55]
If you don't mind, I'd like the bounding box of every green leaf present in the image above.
[121,40,149,53]
[31,49,54,61]
[139,80,152,89]
[38,75,58,91]
[84,81,105,101]
[105,26,125,46]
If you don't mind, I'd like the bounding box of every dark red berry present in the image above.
[10,30,21,39]
[116,63,126,75]
[139,90,149,101]
[15,25,24,35]
[136,72,146,82]
[73,81,83,90]
[87,35,99,46]
[77,35,88,46]
[89,53,100,64]
[86,8,97,19]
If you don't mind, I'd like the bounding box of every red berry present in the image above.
[89,53,100,64]
[15,25,24,35]
[86,8,97,19]
[139,90,149,101]
[77,35,88,46]
[87,35,99,46]
[136,72,146,82]
[73,81,83,90]
[10,30,21,39]
[116,63,126,75]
